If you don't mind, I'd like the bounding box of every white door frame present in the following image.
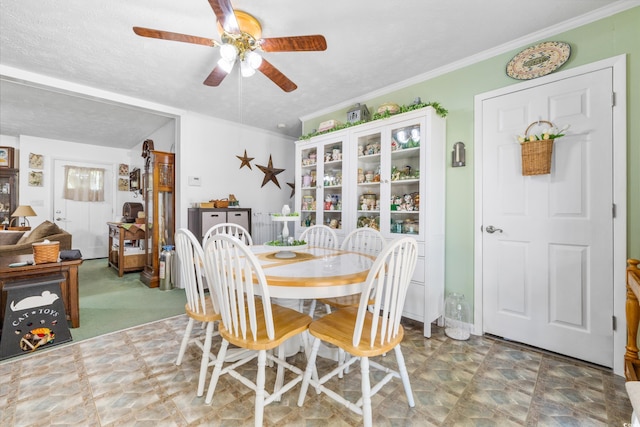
[473,54,627,376]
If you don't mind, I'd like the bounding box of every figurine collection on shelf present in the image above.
[391,165,419,181]
[323,194,341,211]
[323,171,342,187]
[301,150,317,166]
[357,167,381,184]
[325,147,342,162]
[358,143,381,157]
[391,192,419,211]
[357,216,380,230]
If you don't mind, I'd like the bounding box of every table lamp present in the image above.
[9,205,37,231]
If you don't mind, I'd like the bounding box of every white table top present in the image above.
[251,245,375,299]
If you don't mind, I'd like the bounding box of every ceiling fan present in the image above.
[133,0,327,92]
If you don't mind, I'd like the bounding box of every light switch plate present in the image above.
[188,176,201,186]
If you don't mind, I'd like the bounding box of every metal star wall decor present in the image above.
[256,155,285,188]
[236,149,254,170]
[287,182,295,198]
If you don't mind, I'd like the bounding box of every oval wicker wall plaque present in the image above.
[506,41,571,80]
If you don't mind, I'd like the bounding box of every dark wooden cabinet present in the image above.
[0,168,18,229]
[140,151,175,288]
[187,208,251,241]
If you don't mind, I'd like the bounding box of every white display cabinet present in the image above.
[295,107,445,337]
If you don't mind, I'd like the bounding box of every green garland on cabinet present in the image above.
[299,101,448,141]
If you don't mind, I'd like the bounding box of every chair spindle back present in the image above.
[354,237,418,348]
[203,234,274,342]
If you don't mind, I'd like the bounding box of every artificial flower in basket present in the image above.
[517,120,570,176]
[517,122,569,143]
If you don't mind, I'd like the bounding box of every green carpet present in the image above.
[71,258,186,341]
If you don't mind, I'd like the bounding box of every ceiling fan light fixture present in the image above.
[220,43,238,62]
[241,60,256,77]
[217,57,235,73]
[133,1,326,92]
[246,51,262,69]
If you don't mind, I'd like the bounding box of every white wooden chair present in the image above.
[318,227,385,312]
[202,222,253,247]
[299,224,338,249]
[297,237,418,427]
[203,233,312,427]
[301,224,339,317]
[315,227,386,375]
[174,228,221,397]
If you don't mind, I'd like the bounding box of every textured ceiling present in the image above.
[0,0,631,148]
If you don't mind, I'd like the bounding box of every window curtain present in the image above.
[63,166,105,202]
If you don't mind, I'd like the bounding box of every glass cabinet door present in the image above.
[319,138,344,230]
[354,129,382,232]
[143,171,153,268]
[388,121,422,237]
[351,115,424,238]
[141,151,175,288]
[0,169,18,229]
[299,144,318,229]
[298,133,346,234]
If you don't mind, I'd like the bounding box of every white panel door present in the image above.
[54,159,114,259]
[482,68,613,367]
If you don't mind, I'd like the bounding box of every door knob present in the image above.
[55,217,66,221]
[485,225,503,234]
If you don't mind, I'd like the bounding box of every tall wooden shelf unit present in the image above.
[140,150,175,288]
[295,107,446,337]
[0,168,18,229]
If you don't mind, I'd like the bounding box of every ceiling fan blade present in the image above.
[133,27,217,47]
[258,59,297,92]
[203,65,229,86]
[208,0,240,34]
[260,35,327,52]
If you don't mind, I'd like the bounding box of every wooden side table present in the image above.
[107,222,146,277]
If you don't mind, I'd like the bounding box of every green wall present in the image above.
[302,7,640,314]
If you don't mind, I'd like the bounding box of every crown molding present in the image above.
[300,0,640,123]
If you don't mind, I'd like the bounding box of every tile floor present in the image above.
[0,314,633,426]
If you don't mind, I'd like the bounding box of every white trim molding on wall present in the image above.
[473,54,627,376]
[300,1,639,125]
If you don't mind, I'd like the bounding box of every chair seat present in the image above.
[309,306,404,358]
[318,294,373,310]
[219,300,312,351]
[184,299,221,323]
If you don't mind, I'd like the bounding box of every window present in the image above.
[63,166,105,202]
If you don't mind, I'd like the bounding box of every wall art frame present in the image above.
[118,178,129,191]
[0,147,14,168]
[28,171,44,187]
[29,153,44,169]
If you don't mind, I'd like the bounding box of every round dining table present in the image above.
[250,244,375,359]
[250,244,375,300]
[248,244,376,392]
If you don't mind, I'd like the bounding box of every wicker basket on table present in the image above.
[214,199,229,208]
[520,120,555,176]
[32,240,60,264]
